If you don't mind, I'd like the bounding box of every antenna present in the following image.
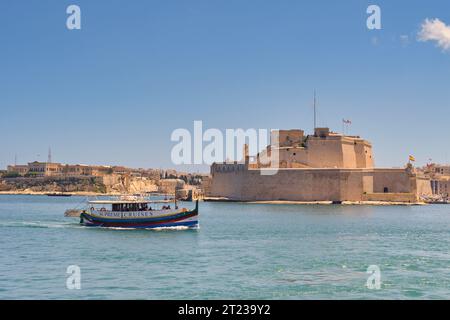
[48,147,52,163]
[313,90,317,131]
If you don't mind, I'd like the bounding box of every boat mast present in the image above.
[174,190,178,208]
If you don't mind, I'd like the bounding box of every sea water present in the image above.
[0,195,449,299]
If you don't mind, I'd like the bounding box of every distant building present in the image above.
[424,164,450,199]
[158,179,185,194]
[433,165,450,176]
[5,162,131,178]
[111,166,130,175]
[7,165,29,176]
[430,179,449,198]
[61,164,94,176]
[27,161,62,176]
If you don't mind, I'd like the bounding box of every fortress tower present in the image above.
[257,128,373,169]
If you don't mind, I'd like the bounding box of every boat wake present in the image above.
[0,221,84,229]
[101,227,138,231]
[149,225,198,231]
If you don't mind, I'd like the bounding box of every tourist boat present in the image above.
[67,196,199,229]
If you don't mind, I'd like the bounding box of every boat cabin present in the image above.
[88,199,175,213]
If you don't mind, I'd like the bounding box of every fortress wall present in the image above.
[362,173,374,194]
[364,144,374,167]
[278,147,309,167]
[210,165,427,202]
[241,169,343,201]
[210,166,370,201]
[354,143,365,168]
[372,169,412,193]
[338,170,374,200]
[342,141,357,168]
[354,142,373,168]
[362,193,417,202]
[306,138,344,168]
[210,164,246,199]
[414,177,432,196]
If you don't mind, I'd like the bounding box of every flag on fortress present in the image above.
[409,155,416,162]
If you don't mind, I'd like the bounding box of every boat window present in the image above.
[105,202,153,212]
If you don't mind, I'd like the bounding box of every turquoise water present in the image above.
[0,195,449,299]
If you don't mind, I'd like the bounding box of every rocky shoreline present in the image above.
[0,176,202,200]
[0,190,118,196]
[204,197,427,206]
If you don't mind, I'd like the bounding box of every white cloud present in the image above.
[418,18,450,51]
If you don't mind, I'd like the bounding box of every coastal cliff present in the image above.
[0,174,205,198]
[0,174,158,195]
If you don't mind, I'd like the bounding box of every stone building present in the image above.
[425,164,450,199]
[6,165,29,176]
[27,162,62,177]
[158,179,186,194]
[6,162,130,178]
[7,162,65,177]
[209,128,432,203]
[433,165,450,176]
[430,179,449,198]
[61,164,94,176]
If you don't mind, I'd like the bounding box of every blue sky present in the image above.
[0,0,449,172]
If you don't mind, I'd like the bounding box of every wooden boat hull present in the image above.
[79,201,198,229]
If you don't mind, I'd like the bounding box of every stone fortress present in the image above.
[209,128,432,203]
